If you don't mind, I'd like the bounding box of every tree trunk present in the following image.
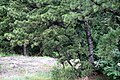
[84,20,94,65]
[23,43,27,56]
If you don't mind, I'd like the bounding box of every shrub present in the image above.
[95,49,120,80]
[80,61,94,77]
[51,66,78,80]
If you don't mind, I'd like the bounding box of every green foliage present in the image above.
[0,52,17,57]
[97,61,120,80]
[80,61,94,77]
[51,66,77,80]
[95,49,120,80]
[0,0,120,79]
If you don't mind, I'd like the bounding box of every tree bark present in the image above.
[23,43,27,56]
[84,20,94,65]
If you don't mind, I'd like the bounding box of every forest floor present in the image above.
[0,56,58,80]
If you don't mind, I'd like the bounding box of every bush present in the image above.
[51,66,78,80]
[80,61,94,77]
[96,60,120,80]
[95,49,120,80]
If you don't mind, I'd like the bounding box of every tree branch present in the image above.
[104,8,120,16]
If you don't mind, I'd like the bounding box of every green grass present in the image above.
[3,71,51,80]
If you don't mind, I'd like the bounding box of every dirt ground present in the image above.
[0,56,58,79]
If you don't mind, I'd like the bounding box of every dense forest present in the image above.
[0,0,120,80]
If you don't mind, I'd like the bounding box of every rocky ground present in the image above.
[0,56,58,79]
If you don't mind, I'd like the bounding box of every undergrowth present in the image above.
[0,52,18,57]
[51,66,78,80]
[3,71,51,80]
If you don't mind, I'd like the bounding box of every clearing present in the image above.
[0,56,58,80]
